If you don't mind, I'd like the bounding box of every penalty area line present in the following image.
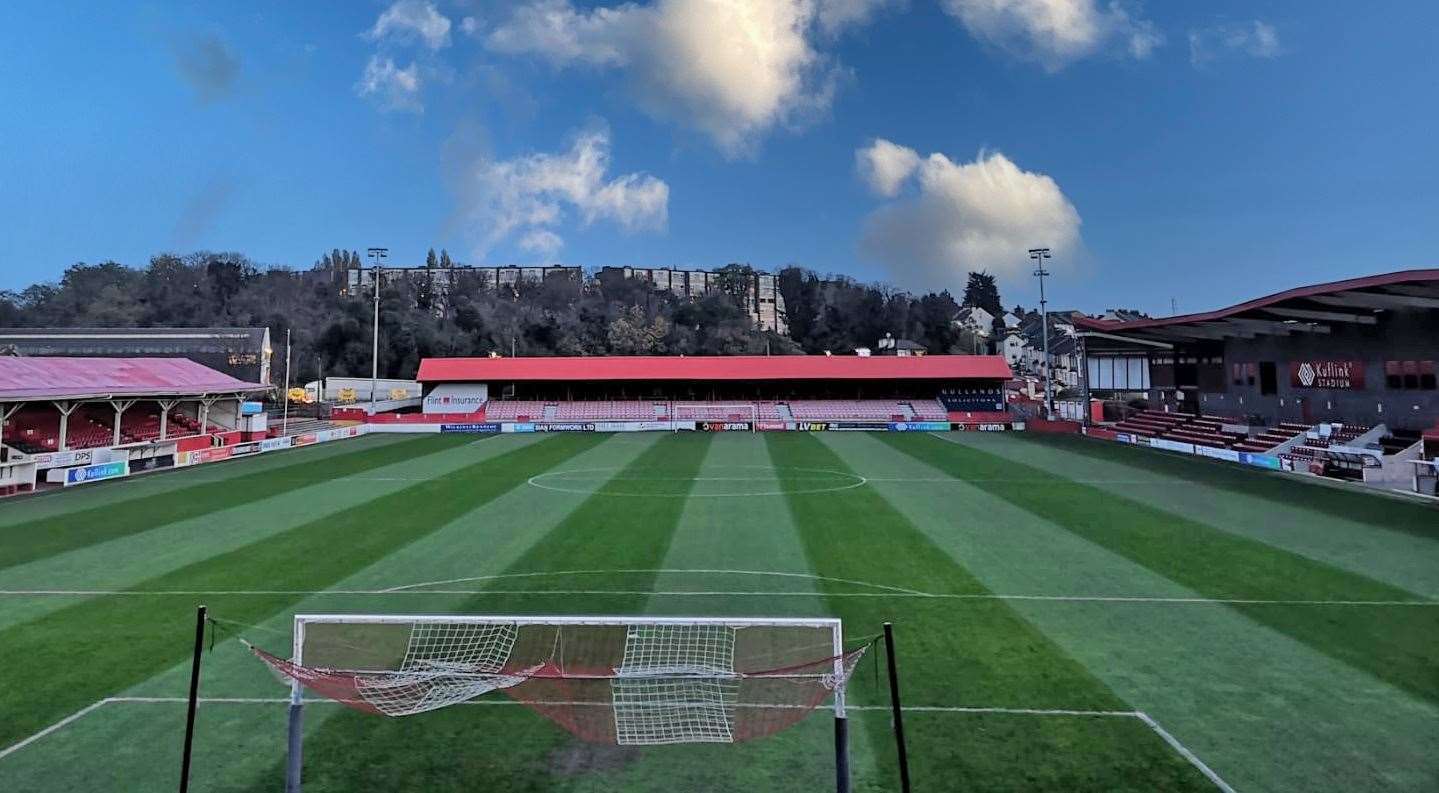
[0,588,1432,607]
[3,697,1236,791]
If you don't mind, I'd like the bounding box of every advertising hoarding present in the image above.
[63,460,129,486]
[440,423,502,433]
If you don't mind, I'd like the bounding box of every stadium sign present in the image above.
[1290,360,1364,390]
[423,384,489,414]
[700,421,752,432]
[62,460,129,487]
[889,422,949,432]
[260,437,294,452]
[440,423,502,433]
[292,433,318,447]
[535,423,595,432]
[953,423,1008,432]
[1238,452,1282,470]
[825,422,890,431]
[230,442,262,457]
[33,449,94,468]
[130,454,175,473]
[755,421,788,432]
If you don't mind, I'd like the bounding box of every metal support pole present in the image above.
[282,329,292,433]
[832,623,850,793]
[883,622,912,793]
[367,248,387,417]
[285,618,306,793]
[178,605,207,793]
[1030,248,1053,420]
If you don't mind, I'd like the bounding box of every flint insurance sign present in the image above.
[423,384,488,414]
[1290,360,1365,390]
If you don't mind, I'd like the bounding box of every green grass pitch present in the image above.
[1,430,1436,791]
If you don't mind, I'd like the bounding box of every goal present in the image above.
[670,402,760,430]
[248,614,869,792]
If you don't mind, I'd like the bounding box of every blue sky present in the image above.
[2,1,1436,317]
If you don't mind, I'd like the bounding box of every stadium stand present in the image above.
[552,401,663,421]
[789,400,911,421]
[481,401,550,421]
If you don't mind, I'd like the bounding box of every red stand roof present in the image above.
[0,357,270,401]
[418,355,1012,383]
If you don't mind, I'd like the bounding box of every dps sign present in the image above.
[1290,360,1365,390]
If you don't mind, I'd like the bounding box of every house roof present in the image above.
[0,357,270,401]
[417,354,1012,382]
[1075,269,1439,343]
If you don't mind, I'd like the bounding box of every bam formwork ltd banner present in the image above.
[535,423,596,432]
[440,423,502,433]
[1290,360,1365,390]
[701,421,752,432]
[889,421,950,432]
[63,460,129,486]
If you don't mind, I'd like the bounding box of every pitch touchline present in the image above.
[0,697,1236,792]
[0,588,1430,607]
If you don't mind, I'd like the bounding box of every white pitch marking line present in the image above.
[1,588,1430,607]
[381,568,927,595]
[1,697,1237,792]
[1136,711,1238,793]
[0,699,110,761]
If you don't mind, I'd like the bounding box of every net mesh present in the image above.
[249,619,867,745]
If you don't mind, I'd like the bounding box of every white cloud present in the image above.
[484,0,847,155]
[941,0,1161,70]
[856,138,921,197]
[463,127,669,257]
[366,0,452,50]
[815,0,896,36]
[1189,20,1281,66]
[858,142,1081,290]
[355,55,424,112]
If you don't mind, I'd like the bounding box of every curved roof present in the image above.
[0,357,270,401]
[418,354,1012,382]
[1076,268,1439,342]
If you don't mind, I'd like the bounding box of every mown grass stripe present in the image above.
[259,433,715,793]
[1026,432,1439,540]
[766,433,1213,792]
[0,435,406,528]
[885,432,1439,704]
[0,433,605,749]
[0,434,468,572]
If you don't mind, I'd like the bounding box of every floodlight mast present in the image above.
[1029,248,1053,420]
[366,248,388,415]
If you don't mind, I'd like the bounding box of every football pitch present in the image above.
[1,430,1436,792]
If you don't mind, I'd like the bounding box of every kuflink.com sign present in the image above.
[63,460,129,487]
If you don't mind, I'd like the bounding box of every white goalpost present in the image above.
[250,614,867,793]
[669,402,760,430]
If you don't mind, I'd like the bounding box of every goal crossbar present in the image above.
[257,614,866,793]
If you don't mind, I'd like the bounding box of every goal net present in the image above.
[670,402,759,425]
[248,615,868,789]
